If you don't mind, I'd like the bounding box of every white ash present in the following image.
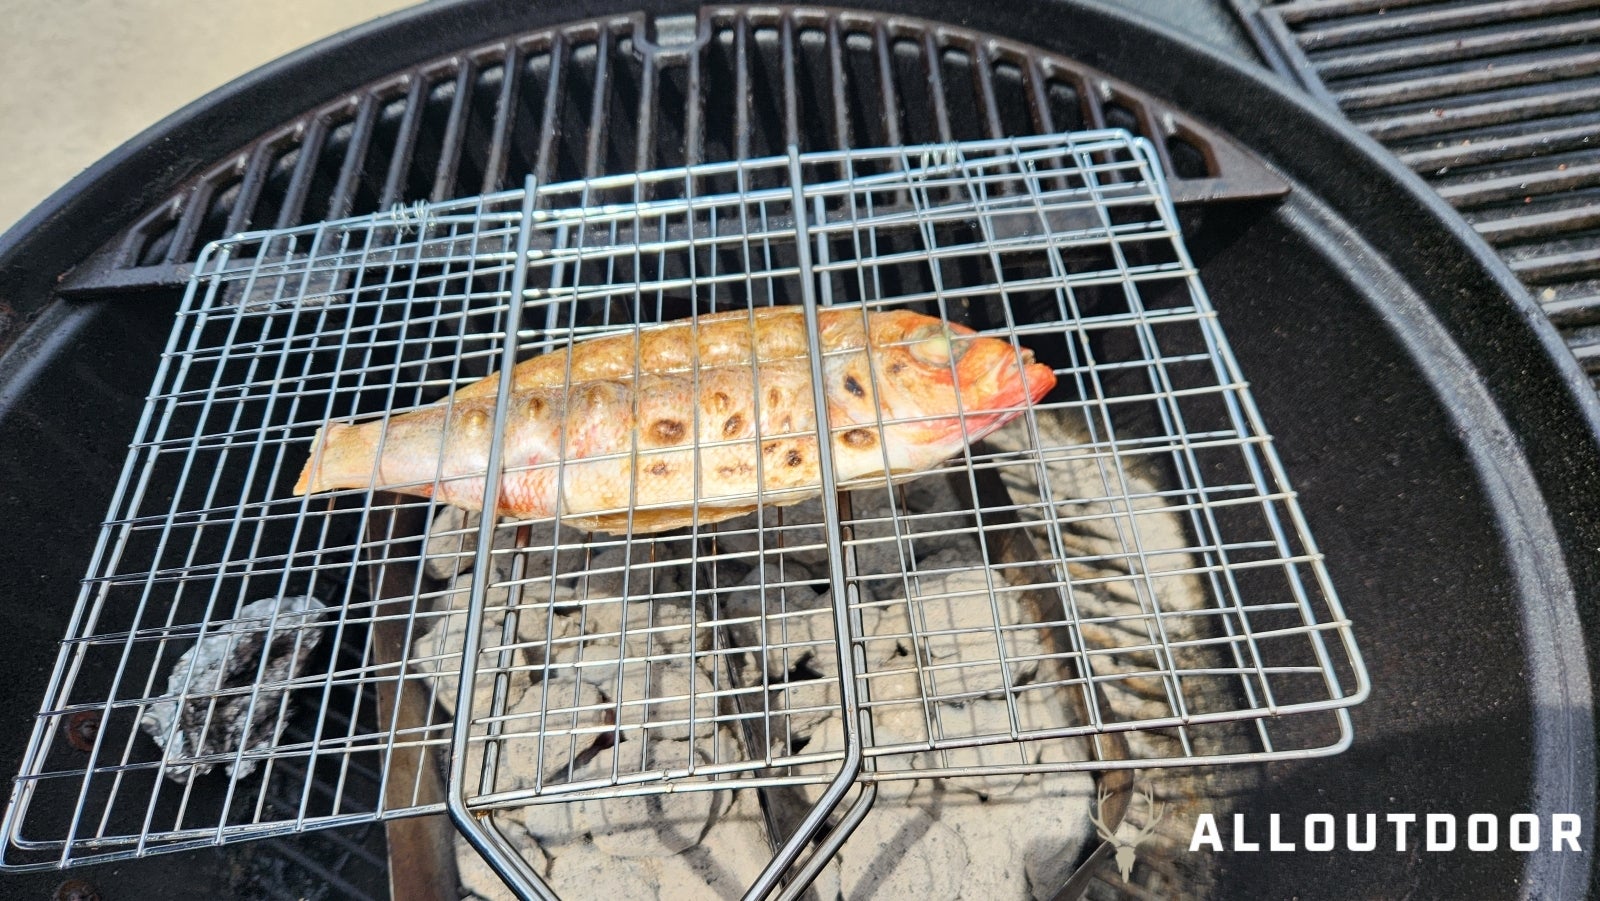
[140,595,327,784]
[423,506,527,582]
[577,747,722,858]
[458,833,533,901]
[425,506,597,586]
[408,571,559,719]
[986,414,1217,739]
[540,849,657,900]
[458,675,608,801]
[435,412,1225,899]
[837,805,969,900]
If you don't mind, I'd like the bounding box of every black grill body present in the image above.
[0,1,1595,898]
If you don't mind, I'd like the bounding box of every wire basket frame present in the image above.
[3,130,1368,882]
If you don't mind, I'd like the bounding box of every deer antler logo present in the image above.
[1088,784,1167,882]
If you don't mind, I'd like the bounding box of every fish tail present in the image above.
[294,421,377,495]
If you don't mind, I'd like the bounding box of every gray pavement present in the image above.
[0,1,414,236]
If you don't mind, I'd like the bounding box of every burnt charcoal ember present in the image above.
[51,878,102,901]
[139,595,328,784]
[61,710,102,753]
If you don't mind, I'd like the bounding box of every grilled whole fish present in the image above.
[294,307,1055,533]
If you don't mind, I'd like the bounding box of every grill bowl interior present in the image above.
[0,1,1595,898]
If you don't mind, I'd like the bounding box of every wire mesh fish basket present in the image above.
[2,129,1367,898]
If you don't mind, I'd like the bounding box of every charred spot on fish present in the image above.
[723,413,745,437]
[710,391,731,413]
[526,396,545,417]
[650,419,686,444]
[888,360,907,376]
[646,460,672,477]
[766,387,783,409]
[844,374,865,398]
[578,382,626,414]
[842,428,876,448]
[785,449,804,468]
[717,462,753,477]
[763,441,781,456]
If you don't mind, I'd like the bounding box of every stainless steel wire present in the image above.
[2,130,1368,886]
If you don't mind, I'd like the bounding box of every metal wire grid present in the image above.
[2,129,1368,877]
[0,195,536,870]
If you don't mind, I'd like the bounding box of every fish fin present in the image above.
[572,504,762,535]
[294,422,375,495]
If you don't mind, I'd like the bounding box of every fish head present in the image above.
[831,311,1056,473]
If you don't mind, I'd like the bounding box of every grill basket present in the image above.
[3,129,1367,898]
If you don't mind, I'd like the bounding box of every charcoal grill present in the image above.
[0,1,1596,899]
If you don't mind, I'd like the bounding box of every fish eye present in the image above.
[909,334,950,366]
[906,325,971,367]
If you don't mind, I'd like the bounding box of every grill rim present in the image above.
[0,0,1594,897]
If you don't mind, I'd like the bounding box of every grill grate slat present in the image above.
[1316,18,1600,80]
[1241,0,1600,389]
[1512,248,1600,284]
[1295,0,1600,51]
[328,95,382,222]
[1334,47,1600,111]
[1435,160,1600,206]
[1474,203,1600,242]
[535,35,569,188]
[225,141,279,238]
[432,61,479,202]
[484,44,525,194]
[1275,0,1447,26]
[376,78,427,212]
[1543,290,1600,327]
[1351,81,1600,142]
[1397,120,1600,170]
[275,116,330,232]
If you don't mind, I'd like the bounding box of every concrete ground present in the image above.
[0,1,417,238]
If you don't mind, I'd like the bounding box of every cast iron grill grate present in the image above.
[1233,0,1600,386]
[57,7,1284,297]
[5,130,1367,896]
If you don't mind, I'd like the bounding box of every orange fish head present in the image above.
[863,311,1056,460]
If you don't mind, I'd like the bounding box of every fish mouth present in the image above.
[1019,359,1056,403]
[970,343,1056,407]
[980,360,1056,423]
[930,344,1056,445]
